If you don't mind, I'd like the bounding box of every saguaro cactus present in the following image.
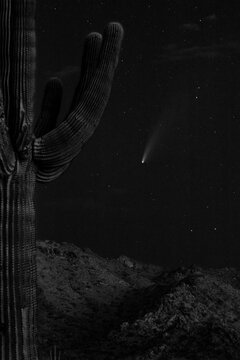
[0,1,123,359]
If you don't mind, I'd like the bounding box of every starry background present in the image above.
[35,0,240,268]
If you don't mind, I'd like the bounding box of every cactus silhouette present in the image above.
[0,1,124,359]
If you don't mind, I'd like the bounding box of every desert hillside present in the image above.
[37,240,240,360]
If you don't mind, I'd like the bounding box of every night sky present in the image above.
[35,0,240,268]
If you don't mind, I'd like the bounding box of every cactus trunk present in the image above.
[0,171,37,360]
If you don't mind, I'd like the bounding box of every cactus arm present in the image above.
[33,23,123,181]
[70,32,102,111]
[34,34,101,183]
[34,78,63,138]
[35,164,70,183]
[34,78,67,182]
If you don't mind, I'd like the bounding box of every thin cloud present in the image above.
[157,41,240,63]
[204,14,217,22]
[181,23,201,32]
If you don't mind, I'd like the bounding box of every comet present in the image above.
[141,89,189,164]
[141,122,162,164]
[141,143,152,164]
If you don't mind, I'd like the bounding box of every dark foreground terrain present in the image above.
[37,240,240,359]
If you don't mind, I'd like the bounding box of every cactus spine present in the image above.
[0,1,124,359]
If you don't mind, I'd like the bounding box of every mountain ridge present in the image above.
[37,239,240,360]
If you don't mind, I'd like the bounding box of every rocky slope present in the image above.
[37,240,240,360]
